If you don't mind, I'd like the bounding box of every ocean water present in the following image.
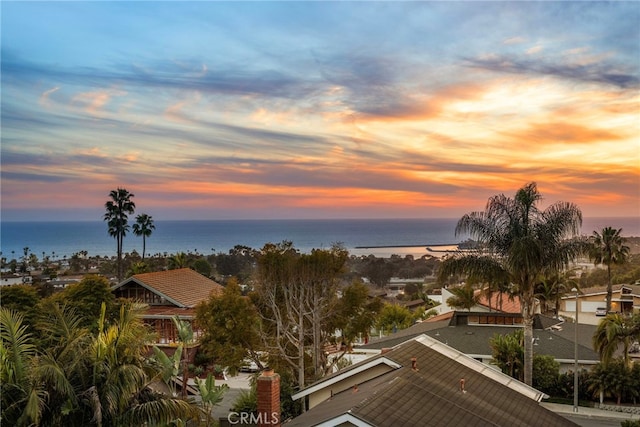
[0,217,638,261]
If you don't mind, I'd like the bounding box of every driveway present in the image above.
[211,372,253,423]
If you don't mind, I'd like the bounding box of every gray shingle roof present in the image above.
[288,337,578,427]
[359,312,599,363]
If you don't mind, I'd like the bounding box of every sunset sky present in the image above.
[2,2,639,221]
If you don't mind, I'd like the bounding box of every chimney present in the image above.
[411,357,418,371]
[257,369,280,427]
[460,377,466,394]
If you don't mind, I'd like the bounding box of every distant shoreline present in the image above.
[354,244,459,249]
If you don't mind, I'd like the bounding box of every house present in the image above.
[560,284,640,317]
[1,274,31,286]
[357,311,599,373]
[287,335,577,426]
[111,268,224,345]
[431,288,527,315]
[475,289,522,313]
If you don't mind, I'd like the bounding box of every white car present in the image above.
[595,307,607,317]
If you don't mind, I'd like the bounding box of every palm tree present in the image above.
[4,303,200,426]
[168,252,189,270]
[588,227,630,313]
[104,188,136,281]
[592,312,638,368]
[172,315,194,398]
[151,345,183,396]
[489,329,524,380]
[0,307,43,426]
[194,374,228,426]
[132,213,155,261]
[438,182,583,386]
[535,270,578,317]
[127,261,150,277]
[446,284,480,311]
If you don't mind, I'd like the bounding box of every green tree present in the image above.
[151,345,183,396]
[535,270,578,317]
[172,315,194,399]
[1,303,199,426]
[332,281,384,348]
[0,285,40,326]
[587,360,634,405]
[216,245,258,281]
[104,188,136,281]
[0,308,41,426]
[532,354,560,393]
[43,274,116,332]
[584,361,640,405]
[446,284,480,311]
[363,258,394,288]
[588,227,630,313]
[126,261,150,277]
[438,182,583,386]
[132,213,155,261]
[196,278,263,375]
[19,247,30,278]
[168,252,189,270]
[192,258,212,277]
[376,303,414,333]
[593,313,639,368]
[193,374,228,426]
[489,329,524,380]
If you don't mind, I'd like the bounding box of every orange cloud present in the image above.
[517,122,626,145]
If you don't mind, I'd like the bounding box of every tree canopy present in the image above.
[196,278,263,375]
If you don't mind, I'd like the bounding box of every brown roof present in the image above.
[114,268,223,308]
[289,336,577,427]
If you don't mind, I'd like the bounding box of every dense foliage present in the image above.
[490,328,640,406]
[195,278,263,375]
[0,304,200,426]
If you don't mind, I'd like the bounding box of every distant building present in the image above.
[560,284,640,317]
[1,274,30,286]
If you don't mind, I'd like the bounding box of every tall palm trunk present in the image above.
[118,234,123,281]
[522,287,535,386]
[606,263,612,313]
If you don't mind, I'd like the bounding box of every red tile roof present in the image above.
[475,290,522,313]
[116,268,223,308]
[424,311,454,323]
